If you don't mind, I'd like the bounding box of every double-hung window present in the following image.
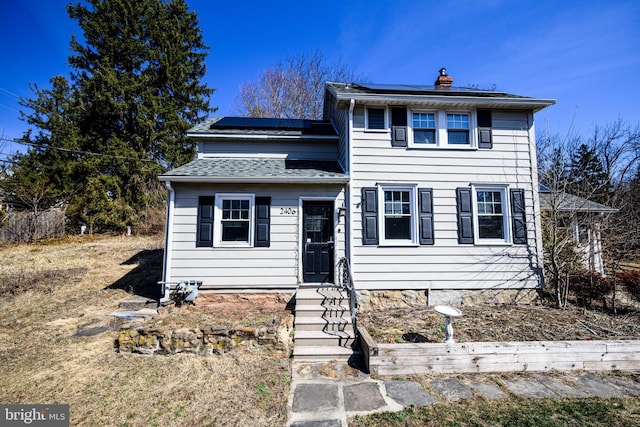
[473,186,509,243]
[447,113,470,145]
[379,186,417,244]
[215,194,255,246]
[412,112,436,144]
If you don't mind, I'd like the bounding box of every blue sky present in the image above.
[1,0,639,158]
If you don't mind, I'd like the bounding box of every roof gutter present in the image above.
[334,93,556,112]
[157,176,350,184]
[186,132,339,140]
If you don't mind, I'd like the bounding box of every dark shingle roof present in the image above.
[159,157,348,183]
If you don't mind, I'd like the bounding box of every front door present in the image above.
[302,201,334,283]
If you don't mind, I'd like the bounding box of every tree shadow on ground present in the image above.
[105,249,163,299]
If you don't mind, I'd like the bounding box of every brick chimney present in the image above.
[434,67,453,88]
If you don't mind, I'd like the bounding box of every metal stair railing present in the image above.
[337,257,358,341]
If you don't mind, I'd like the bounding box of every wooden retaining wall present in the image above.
[358,327,640,376]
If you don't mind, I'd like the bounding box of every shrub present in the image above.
[568,270,613,304]
[617,270,640,300]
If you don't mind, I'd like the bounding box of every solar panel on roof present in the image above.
[211,116,313,130]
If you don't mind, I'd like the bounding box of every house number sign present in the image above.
[279,208,297,215]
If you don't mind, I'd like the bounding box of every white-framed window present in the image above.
[447,113,470,145]
[412,111,436,144]
[214,193,255,247]
[366,107,386,130]
[378,185,417,245]
[408,110,476,148]
[472,185,510,244]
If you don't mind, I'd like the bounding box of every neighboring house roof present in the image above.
[325,82,556,112]
[539,190,618,213]
[158,157,348,184]
[187,117,338,138]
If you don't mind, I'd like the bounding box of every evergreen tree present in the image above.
[14,0,214,231]
[567,144,610,203]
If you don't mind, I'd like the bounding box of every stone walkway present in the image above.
[287,362,640,427]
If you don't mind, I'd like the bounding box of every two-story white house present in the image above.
[158,70,555,307]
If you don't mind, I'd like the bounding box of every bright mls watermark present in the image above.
[1,405,69,426]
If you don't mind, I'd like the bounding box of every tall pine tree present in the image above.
[567,144,610,203]
[14,0,214,232]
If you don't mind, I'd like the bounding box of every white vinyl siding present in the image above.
[168,183,346,291]
[349,109,540,290]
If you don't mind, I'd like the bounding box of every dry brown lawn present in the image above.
[0,235,290,427]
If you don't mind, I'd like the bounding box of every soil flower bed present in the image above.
[360,304,640,344]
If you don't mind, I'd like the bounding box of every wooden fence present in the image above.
[0,209,66,243]
[359,326,640,375]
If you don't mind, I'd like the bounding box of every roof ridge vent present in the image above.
[435,68,453,88]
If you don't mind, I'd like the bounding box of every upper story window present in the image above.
[407,110,477,148]
[366,107,386,130]
[447,113,470,145]
[412,112,436,144]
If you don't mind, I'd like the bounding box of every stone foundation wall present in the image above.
[357,288,540,312]
[117,317,293,356]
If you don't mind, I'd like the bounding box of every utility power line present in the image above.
[0,137,159,163]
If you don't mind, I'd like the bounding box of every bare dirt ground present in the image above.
[361,301,640,344]
[155,293,293,330]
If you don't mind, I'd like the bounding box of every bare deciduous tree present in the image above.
[234,51,365,120]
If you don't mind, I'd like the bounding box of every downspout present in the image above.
[347,99,355,266]
[160,180,175,304]
[528,112,545,288]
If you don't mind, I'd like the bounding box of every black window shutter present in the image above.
[391,107,408,147]
[254,197,271,247]
[456,188,474,244]
[361,187,378,245]
[196,196,215,247]
[510,189,527,244]
[418,188,434,245]
[477,110,493,149]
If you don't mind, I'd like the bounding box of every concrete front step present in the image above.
[294,330,355,347]
[292,345,355,362]
[294,316,353,333]
[295,287,347,305]
[295,303,348,317]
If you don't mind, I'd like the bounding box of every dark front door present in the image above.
[303,201,334,283]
